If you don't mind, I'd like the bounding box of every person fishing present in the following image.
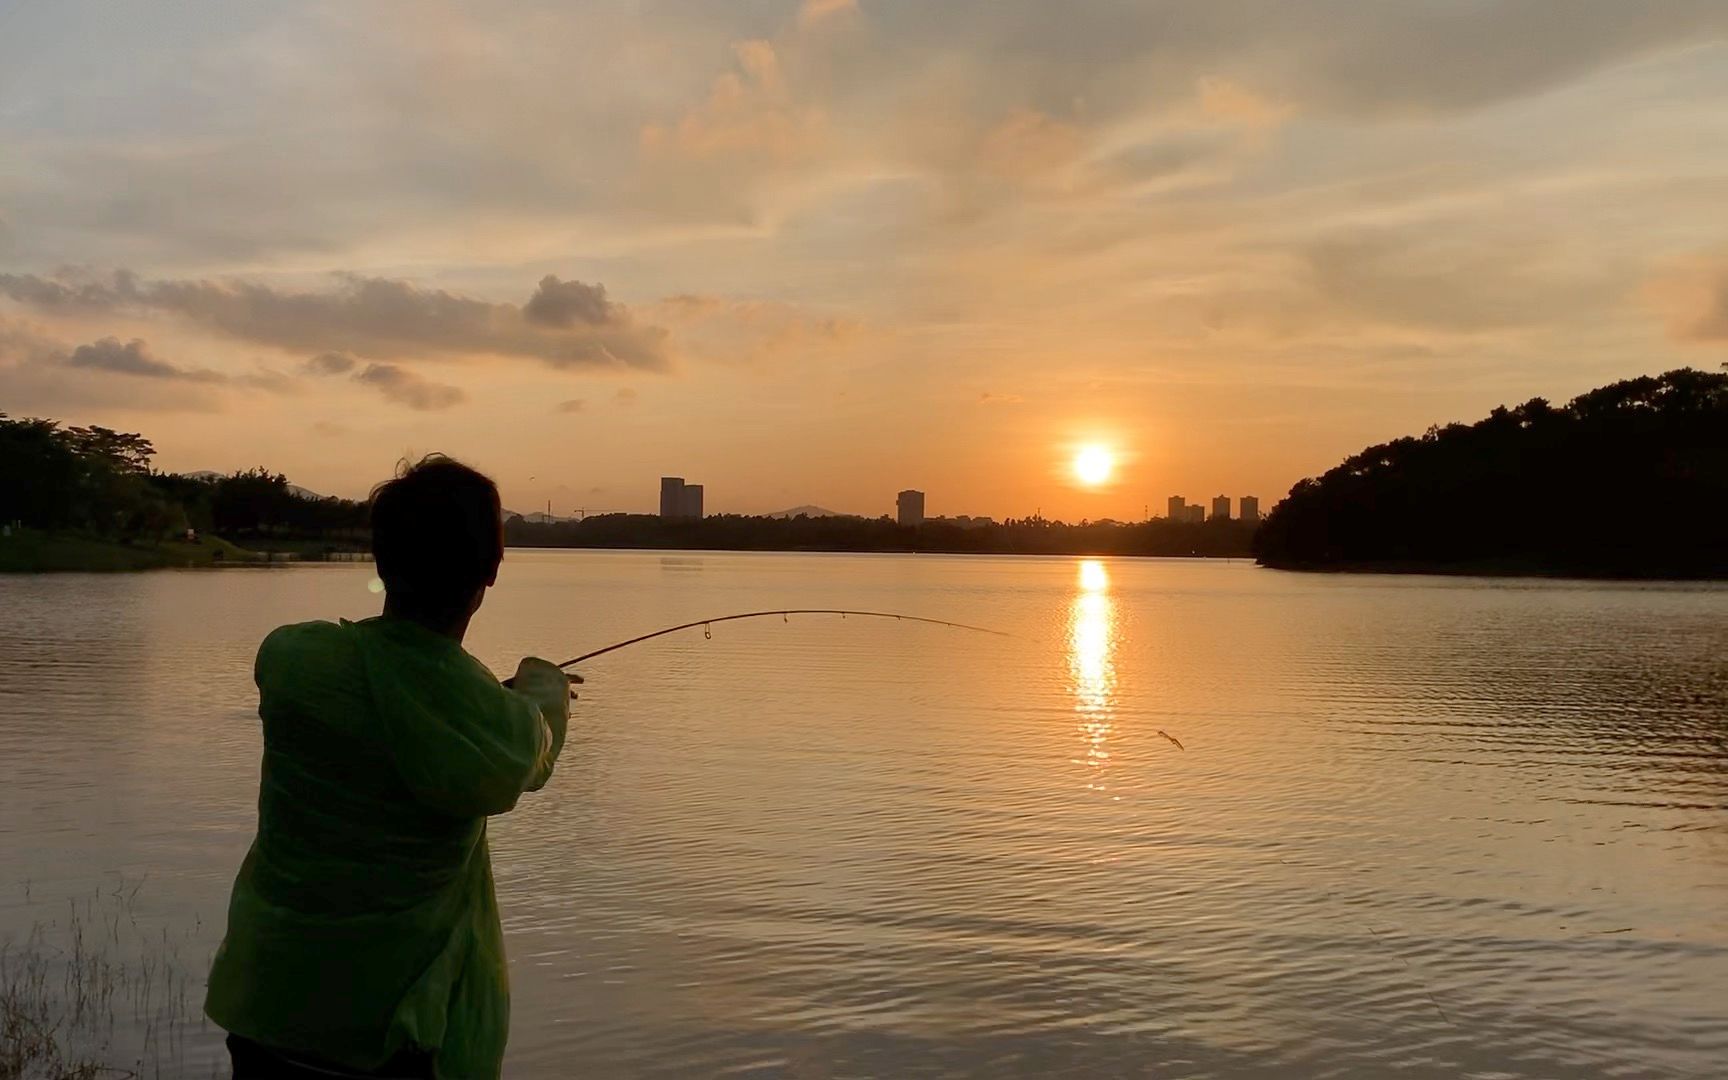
[206,455,578,1080]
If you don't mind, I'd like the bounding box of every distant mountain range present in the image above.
[766,505,853,519]
[180,470,326,501]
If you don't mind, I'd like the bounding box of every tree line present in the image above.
[0,413,368,543]
[505,512,1259,557]
[1252,368,1728,577]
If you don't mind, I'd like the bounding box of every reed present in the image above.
[1,878,211,1080]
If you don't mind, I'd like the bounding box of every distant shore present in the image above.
[506,542,1260,561]
[504,514,1260,560]
[1257,557,1728,582]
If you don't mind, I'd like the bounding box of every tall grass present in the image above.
[1,878,212,1079]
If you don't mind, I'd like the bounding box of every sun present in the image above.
[1073,444,1114,487]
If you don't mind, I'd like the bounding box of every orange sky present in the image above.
[3,2,1727,519]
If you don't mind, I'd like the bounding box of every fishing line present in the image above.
[510,611,1182,750]
[500,609,1005,688]
[550,609,1007,669]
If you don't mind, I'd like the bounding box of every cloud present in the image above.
[0,318,225,411]
[861,2,1728,119]
[311,420,348,436]
[978,392,1024,405]
[1298,228,1623,332]
[639,39,824,166]
[614,387,638,406]
[2,2,1724,271]
[1643,254,1728,343]
[352,363,465,411]
[554,398,586,413]
[0,269,670,370]
[64,336,225,382]
[303,351,358,375]
[978,110,1085,183]
[523,275,614,328]
[799,0,856,28]
[301,347,463,410]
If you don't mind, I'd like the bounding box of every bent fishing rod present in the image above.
[549,609,1006,670]
[500,609,1002,688]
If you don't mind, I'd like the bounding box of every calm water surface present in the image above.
[2,552,1725,1078]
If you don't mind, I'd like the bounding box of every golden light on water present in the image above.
[1078,559,1109,593]
[1069,560,1116,789]
[1072,444,1115,487]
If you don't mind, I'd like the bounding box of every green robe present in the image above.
[206,617,569,1079]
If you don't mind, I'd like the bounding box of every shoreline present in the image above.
[503,541,1256,560]
[11,537,1719,581]
[4,532,1258,573]
[0,529,261,573]
[1255,558,1728,582]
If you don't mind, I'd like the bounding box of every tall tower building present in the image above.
[1212,495,1231,521]
[1240,495,1260,523]
[680,484,704,519]
[897,489,925,526]
[1167,495,1186,520]
[659,477,685,518]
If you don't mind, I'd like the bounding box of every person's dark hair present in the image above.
[370,455,503,621]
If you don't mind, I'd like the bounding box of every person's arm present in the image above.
[508,657,577,792]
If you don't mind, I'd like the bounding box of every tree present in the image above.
[1254,368,1728,578]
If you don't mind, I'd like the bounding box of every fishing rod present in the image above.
[507,611,1182,749]
[551,609,1006,670]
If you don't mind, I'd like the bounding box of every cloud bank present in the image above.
[0,270,669,370]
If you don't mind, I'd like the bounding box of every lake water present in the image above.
[2,552,1726,1078]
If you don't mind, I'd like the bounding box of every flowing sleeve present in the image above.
[362,635,555,818]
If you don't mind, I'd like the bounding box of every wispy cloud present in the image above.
[299,349,463,410]
[65,336,225,382]
[352,363,465,411]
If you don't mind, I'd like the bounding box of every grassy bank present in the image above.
[0,528,258,573]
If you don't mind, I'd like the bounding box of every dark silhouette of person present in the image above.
[206,455,577,1079]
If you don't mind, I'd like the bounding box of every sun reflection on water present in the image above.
[1069,560,1116,789]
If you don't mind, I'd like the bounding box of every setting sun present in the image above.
[1073,445,1115,487]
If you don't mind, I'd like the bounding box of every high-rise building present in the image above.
[660,477,703,519]
[1186,504,1205,523]
[1240,495,1260,523]
[1167,495,1186,520]
[659,477,685,518]
[897,489,925,526]
[1212,494,1231,521]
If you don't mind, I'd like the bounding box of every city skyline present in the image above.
[634,474,1258,523]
